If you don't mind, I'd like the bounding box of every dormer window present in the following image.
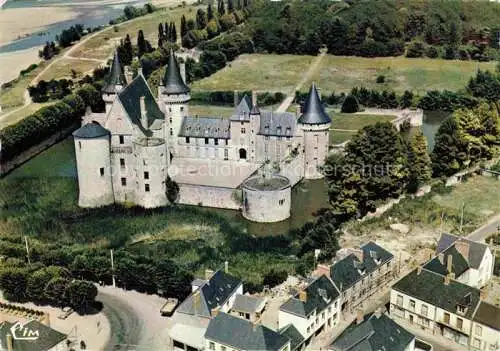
[457,305,467,315]
[277,126,282,134]
[286,127,291,135]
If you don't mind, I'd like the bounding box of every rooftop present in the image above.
[72,122,110,139]
[258,111,296,137]
[230,95,252,121]
[298,83,331,125]
[0,320,67,351]
[232,294,267,314]
[435,233,488,269]
[179,116,230,139]
[205,312,290,351]
[279,324,304,351]
[102,51,127,93]
[243,175,290,191]
[472,301,500,331]
[162,49,190,94]
[330,312,415,351]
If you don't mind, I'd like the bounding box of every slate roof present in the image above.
[103,51,127,93]
[0,320,66,351]
[179,117,230,139]
[205,312,290,351]
[259,112,296,137]
[298,83,331,125]
[176,270,242,318]
[279,324,304,351]
[280,275,340,318]
[117,74,163,136]
[330,241,394,292]
[392,268,480,319]
[232,294,266,313]
[162,49,190,94]
[436,233,488,269]
[424,246,470,277]
[73,122,110,139]
[330,313,414,351]
[472,301,500,331]
[230,95,252,121]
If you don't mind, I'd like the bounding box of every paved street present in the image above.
[467,214,500,242]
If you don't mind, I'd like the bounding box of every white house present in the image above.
[205,312,291,351]
[170,268,243,351]
[423,233,495,288]
[390,266,483,347]
[470,301,500,351]
[279,275,341,346]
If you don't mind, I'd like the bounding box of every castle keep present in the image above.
[73,50,331,222]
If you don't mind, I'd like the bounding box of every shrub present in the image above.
[406,41,425,58]
[425,46,439,58]
[376,75,385,84]
[262,269,288,288]
[341,95,360,113]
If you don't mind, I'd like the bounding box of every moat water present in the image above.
[3,111,449,236]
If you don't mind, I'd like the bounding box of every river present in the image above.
[0,0,148,54]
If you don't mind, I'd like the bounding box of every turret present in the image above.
[102,51,127,113]
[73,122,114,207]
[298,83,332,179]
[158,50,190,155]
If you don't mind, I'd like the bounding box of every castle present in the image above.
[73,50,331,222]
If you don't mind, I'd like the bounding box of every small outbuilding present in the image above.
[230,294,267,322]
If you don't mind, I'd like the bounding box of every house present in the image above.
[170,268,243,351]
[279,275,341,344]
[390,266,482,347]
[205,312,290,351]
[329,310,416,351]
[470,301,500,351]
[423,233,494,288]
[278,324,305,351]
[229,294,267,323]
[0,320,67,351]
[315,241,395,312]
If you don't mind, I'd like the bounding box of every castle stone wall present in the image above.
[178,184,240,210]
[302,123,330,179]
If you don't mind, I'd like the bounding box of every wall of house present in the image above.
[477,249,494,288]
[175,137,233,161]
[470,322,500,351]
[74,135,114,207]
[177,184,240,209]
[390,289,436,333]
[159,91,190,153]
[279,310,312,339]
[404,338,416,351]
[254,134,296,163]
[435,307,472,345]
[221,284,243,313]
[206,338,290,351]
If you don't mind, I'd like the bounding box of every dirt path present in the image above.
[275,49,327,113]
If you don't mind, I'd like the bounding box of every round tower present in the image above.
[102,51,127,113]
[298,83,332,179]
[73,123,114,207]
[159,50,190,157]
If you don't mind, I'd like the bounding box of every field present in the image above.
[37,58,102,82]
[194,54,497,95]
[328,111,396,144]
[0,61,47,109]
[0,102,54,130]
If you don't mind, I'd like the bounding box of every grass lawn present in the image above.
[0,61,47,109]
[310,56,496,95]
[0,102,54,130]
[330,112,395,130]
[72,5,203,60]
[330,130,357,144]
[191,54,317,93]
[37,58,100,82]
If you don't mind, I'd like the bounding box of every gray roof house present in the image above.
[231,294,267,321]
[472,301,500,332]
[278,324,305,351]
[329,312,415,351]
[0,320,67,351]
[205,312,290,351]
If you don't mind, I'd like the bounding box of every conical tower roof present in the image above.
[298,83,331,125]
[250,103,260,115]
[162,49,190,94]
[103,51,127,93]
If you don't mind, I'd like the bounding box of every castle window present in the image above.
[277,126,282,134]
[121,178,127,186]
[100,168,104,177]
[186,137,190,144]
[241,128,246,134]
[169,117,172,123]
[180,106,184,112]
[279,199,285,206]
[205,138,209,145]
[144,171,149,180]
[224,149,228,160]
[214,138,219,145]
[286,127,291,135]
[119,135,124,144]
[169,108,172,112]
[78,141,81,149]
[170,128,173,136]
[265,136,269,141]
[145,184,150,192]
[120,158,125,169]
[225,139,228,145]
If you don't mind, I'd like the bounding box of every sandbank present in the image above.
[0,46,41,85]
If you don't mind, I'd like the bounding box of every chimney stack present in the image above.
[374,307,384,319]
[180,62,186,83]
[43,312,50,327]
[417,265,422,275]
[444,275,451,285]
[455,241,470,262]
[211,307,220,317]
[352,248,364,263]
[140,96,148,129]
[438,252,445,264]
[296,104,301,117]
[299,290,307,302]
[356,309,364,324]
[6,334,12,351]
[234,91,239,108]
[193,291,201,314]
[251,91,257,107]
[224,261,229,274]
[446,254,453,274]
[205,269,214,280]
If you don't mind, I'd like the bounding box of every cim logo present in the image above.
[10,322,40,341]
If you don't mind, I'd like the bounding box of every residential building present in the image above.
[329,310,416,351]
[279,324,305,351]
[315,241,395,312]
[170,268,243,351]
[390,266,481,347]
[0,320,67,351]
[470,301,500,351]
[279,275,341,344]
[205,312,291,351]
[423,233,495,288]
[229,294,267,323]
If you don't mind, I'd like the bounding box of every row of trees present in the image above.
[38,41,60,60]
[406,41,497,61]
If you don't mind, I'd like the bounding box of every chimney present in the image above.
[446,254,453,274]
[438,252,445,264]
[85,105,92,116]
[224,261,229,274]
[180,62,186,83]
[205,269,214,280]
[315,264,331,277]
[352,248,364,263]
[444,275,451,285]
[234,90,239,107]
[211,307,220,317]
[6,334,12,351]
[296,104,301,117]
[299,290,307,302]
[374,307,383,319]
[251,91,257,107]
[140,96,148,129]
[193,291,201,314]
[124,66,133,84]
[455,241,470,262]
[356,309,364,324]
[417,265,422,275]
[43,312,50,327]
[480,289,487,300]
